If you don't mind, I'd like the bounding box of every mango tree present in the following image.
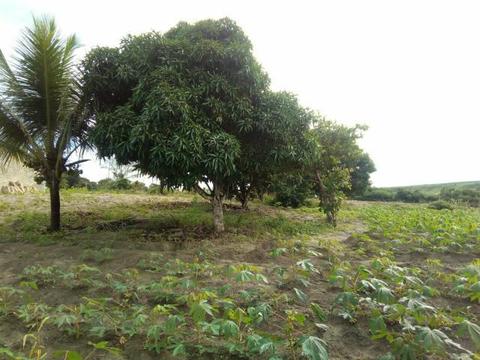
[230,91,313,209]
[83,18,271,232]
[309,118,370,226]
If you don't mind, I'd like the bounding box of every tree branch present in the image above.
[193,183,212,201]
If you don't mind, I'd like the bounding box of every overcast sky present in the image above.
[1,0,479,187]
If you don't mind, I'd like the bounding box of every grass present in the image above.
[0,190,479,359]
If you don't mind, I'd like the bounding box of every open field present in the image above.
[379,181,480,196]
[0,192,480,359]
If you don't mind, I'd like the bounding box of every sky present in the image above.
[1,0,479,187]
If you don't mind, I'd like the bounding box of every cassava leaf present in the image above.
[301,336,328,360]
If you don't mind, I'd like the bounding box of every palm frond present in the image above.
[10,16,79,146]
[0,15,88,173]
[0,49,25,102]
[0,101,36,166]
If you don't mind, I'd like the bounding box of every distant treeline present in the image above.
[64,170,480,208]
[357,187,480,207]
[61,173,167,194]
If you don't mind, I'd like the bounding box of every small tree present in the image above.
[309,118,370,226]
[348,152,376,197]
[0,16,90,230]
[270,172,313,208]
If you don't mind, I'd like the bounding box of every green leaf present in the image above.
[246,334,263,352]
[375,286,395,304]
[172,343,186,356]
[190,300,215,323]
[89,325,107,338]
[301,336,328,360]
[310,303,327,321]
[415,326,448,352]
[201,321,221,335]
[334,292,358,307]
[88,341,122,356]
[53,351,83,360]
[297,259,318,273]
[65,352,83,360]
[259,341,276,354]
[220,319,239,338]
[377,353,395,360]
[270,248,287,257]
[164,315,184,334]
[228,307,247,323]
[368,316,387,339]
[54,313,77,328]
[236,270,255,282]
[293,288,308,303]
[247,303,272,324]
[458,320,480,349]
[287,310,306,325]
[255,273,269,283]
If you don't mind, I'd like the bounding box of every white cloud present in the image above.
[1,0,479,186]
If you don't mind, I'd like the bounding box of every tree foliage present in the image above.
[83,18,310,231]
[349,152,375,196]
[268,117,373,224]
[230,91,313,209]
[308,118,371,225]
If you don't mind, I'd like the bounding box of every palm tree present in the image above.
[0,16,90,231]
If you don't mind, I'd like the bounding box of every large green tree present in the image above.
[0,16,90,230]
[83,18,273,232]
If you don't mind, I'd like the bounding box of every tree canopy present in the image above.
[83,18,311,231]
[308,118,373,225]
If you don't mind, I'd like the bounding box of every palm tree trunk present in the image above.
[49,175,61,231]
[212,180,225,233]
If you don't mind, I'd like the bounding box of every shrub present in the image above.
[428,200,454,210]
[270,174,312,208]
[148,183,168,194]
[440,188,480,207]
[395,189,425,203]
[130,181,147,192]
[359,189,395,202]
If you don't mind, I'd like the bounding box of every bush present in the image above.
[395,189,425,203]
[95,178,150,192]
[148,183,168,194]
[97,178,115,190]
[130,181,147,192]
[359,188,438,204]
[60,168,96,190]
[96,178,131,191]
[428,200,454,210]
[360,189,395,202]
[270,174,312,208]
[440,188,480,207]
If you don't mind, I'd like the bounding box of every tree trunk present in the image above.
[240,197,249,210]
[326,211,336,227]
[212,181,225,233]
[315,169,335,226]
[49,174,61,231]
[238,182,250,210]
[315,169,326,200]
